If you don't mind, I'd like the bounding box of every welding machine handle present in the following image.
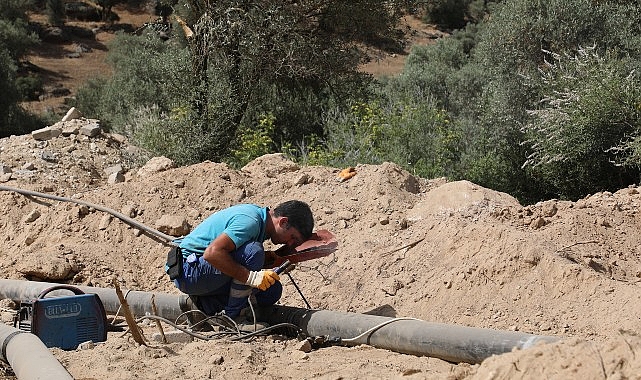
[37,285,86,300]
[274,259,291,275]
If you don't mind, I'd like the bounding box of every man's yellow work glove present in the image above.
[246,270,280,291]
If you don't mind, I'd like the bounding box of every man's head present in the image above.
[272,200,314,246]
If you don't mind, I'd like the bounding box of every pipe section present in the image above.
[261,305,562,364]
[0,280,562,364]
[0,324,74,380]
[0,279,191,322]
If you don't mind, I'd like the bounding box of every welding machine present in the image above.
[14,284,107,350]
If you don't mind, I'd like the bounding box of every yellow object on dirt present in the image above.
[337,167,357,182]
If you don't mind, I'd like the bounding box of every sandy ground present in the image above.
[0,119,639,379]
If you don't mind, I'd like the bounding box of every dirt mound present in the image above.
[0,119,640,379]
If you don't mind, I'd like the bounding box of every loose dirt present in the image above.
[0,118,640,379]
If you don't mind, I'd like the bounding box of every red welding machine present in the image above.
[14,285,108,350]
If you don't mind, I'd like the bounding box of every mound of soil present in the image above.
[0,119,639,379]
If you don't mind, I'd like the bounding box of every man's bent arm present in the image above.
[202,233,250,283]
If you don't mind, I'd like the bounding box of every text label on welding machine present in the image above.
[44,302,82,318]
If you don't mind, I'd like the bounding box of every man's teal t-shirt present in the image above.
[175,204,268,258]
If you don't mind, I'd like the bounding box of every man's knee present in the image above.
[255,282,282,306]
[235,241,265,270]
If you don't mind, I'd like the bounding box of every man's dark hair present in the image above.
[274,200,314,240]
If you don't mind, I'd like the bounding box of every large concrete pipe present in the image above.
[0,324,74,380]
[260,305,561,364]
[0,279,190,321]
[0,280,561,364]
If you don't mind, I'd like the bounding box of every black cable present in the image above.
[286,272,311,309]
[137,315,299,341]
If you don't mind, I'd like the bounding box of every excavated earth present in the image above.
[0,118,640,379]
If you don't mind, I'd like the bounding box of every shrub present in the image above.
[522,46,641,199]
[230,113,276,168]
[46,0,65,26]
[15,74,42,101]
[320,87,463,179]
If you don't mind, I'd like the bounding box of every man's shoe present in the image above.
[186,309,215,332]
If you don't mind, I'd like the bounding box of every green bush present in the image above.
[422,0,470,29]
[74,32,191,129]
[377,0,641,203]
[230,113,276,168]
[320,87,463,179]
[421,0,497,30]
[15,74,42,101]
[522,46,641,199]
[46,0,65,26]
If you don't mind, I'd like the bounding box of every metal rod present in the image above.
[0,185,177,244]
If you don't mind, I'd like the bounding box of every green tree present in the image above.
[0,0,42,136]
[46,0,65,26]
[386,0,641,202]
[79,0,407,164]
[522,47,641,199]
[173,0,398,160]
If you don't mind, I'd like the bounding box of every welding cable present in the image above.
[286,272,311,309]
[109,288,133,328]
[340,317,422,343]
[0,185,177,244]
[137,314,299,341]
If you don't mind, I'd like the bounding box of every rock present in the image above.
[40,150,58,162]
[77,341,96,350]
[151,331,193,343]
[0,312,14,324]
[109,133,127,144]
[0,299,16,309]
[530,217,546,229]
[107,171,125,184]
[23,209,41,223]
[16,253,74,281]
[62,107,82,122]
[293,173,309,186]
[155,215,191,236]
[337,211,355,220]
[79,122,101,137]
[294,339,312,353]
[104,164,124,176]
[241,153,300,178]
[98,214,112,230]
[138,156,176,177]
[32,127,62,141]
[209,355,224,365]
[121,204,137,218]
[541,201,558,217]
